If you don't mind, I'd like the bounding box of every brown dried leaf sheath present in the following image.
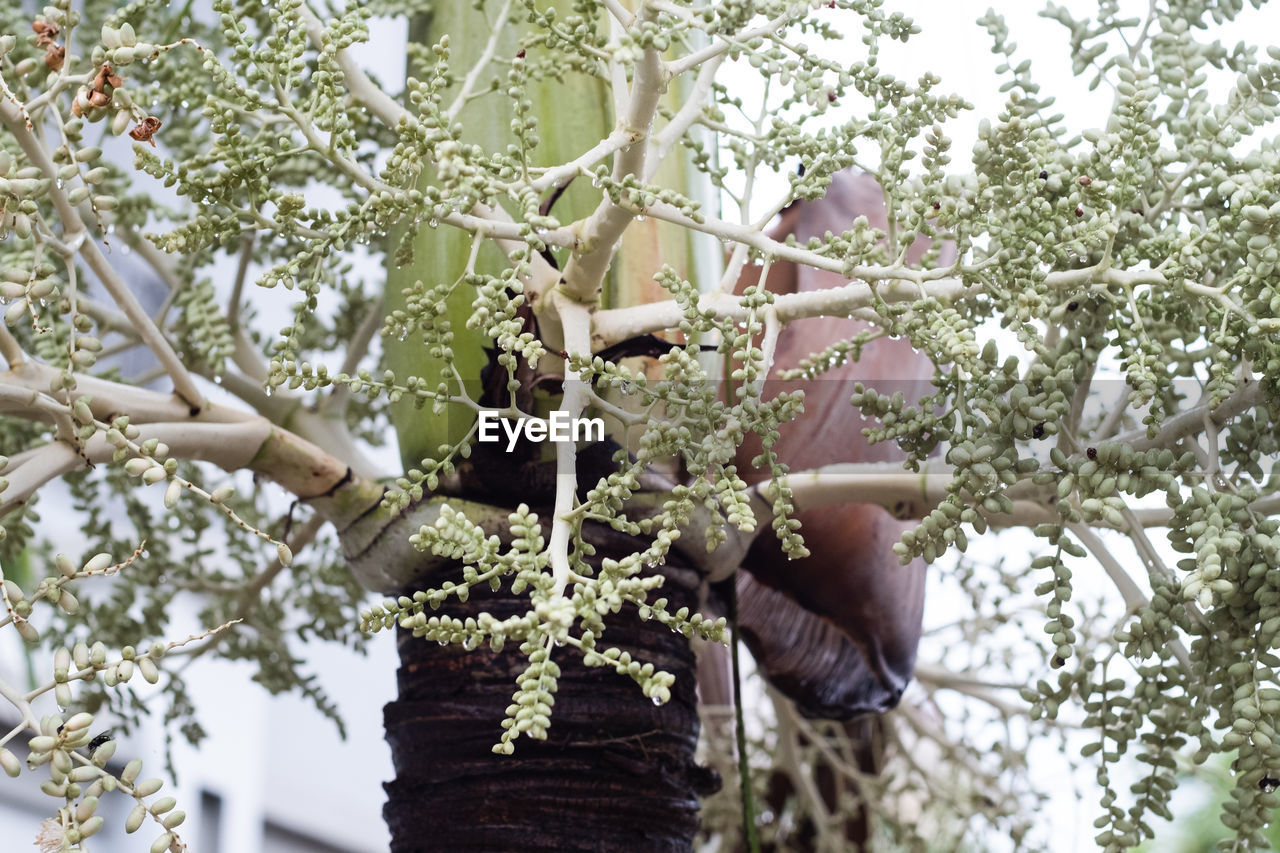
[733,171,954,718]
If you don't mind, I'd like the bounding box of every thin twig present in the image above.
[321,294,383,415]
[1068,522,1192,673]
[226,231,255,333]
[445,0,517,124]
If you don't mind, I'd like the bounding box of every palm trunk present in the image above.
[381,526,716,852]
[376,0,718,842]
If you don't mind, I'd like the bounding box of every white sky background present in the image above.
[715,0,1277,216]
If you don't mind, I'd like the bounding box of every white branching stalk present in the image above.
[649,55,725,176]
[548,294,592,599]
[559,6,666,303]
[592,267,970,347]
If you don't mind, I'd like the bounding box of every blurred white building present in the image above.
[0,608,397,852]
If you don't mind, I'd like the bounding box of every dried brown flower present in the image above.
[129,116,162,146]
[32,20,59,48]
[91,63,124,91]
[73,64,126,117]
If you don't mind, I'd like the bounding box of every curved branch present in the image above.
[754,461,1278,531]
[1,362,240,426]
[1114,379,1264,453]
[208,369,384,480]
[1069,522,1192,673]
[0,365,385,531]
[0,420,277,517]
[665,9,801,77]
[0,100,205,410]
[592,263,969,348]
[299,5,405,130]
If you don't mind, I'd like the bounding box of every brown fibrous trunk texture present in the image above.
[383,526,718,852]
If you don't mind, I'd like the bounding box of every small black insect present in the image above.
[88,731,113,754]
[1032,423,1045,439]
[1038,170,1048,180]
[1087,447,1098,461]
[1067,301,1079,311]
